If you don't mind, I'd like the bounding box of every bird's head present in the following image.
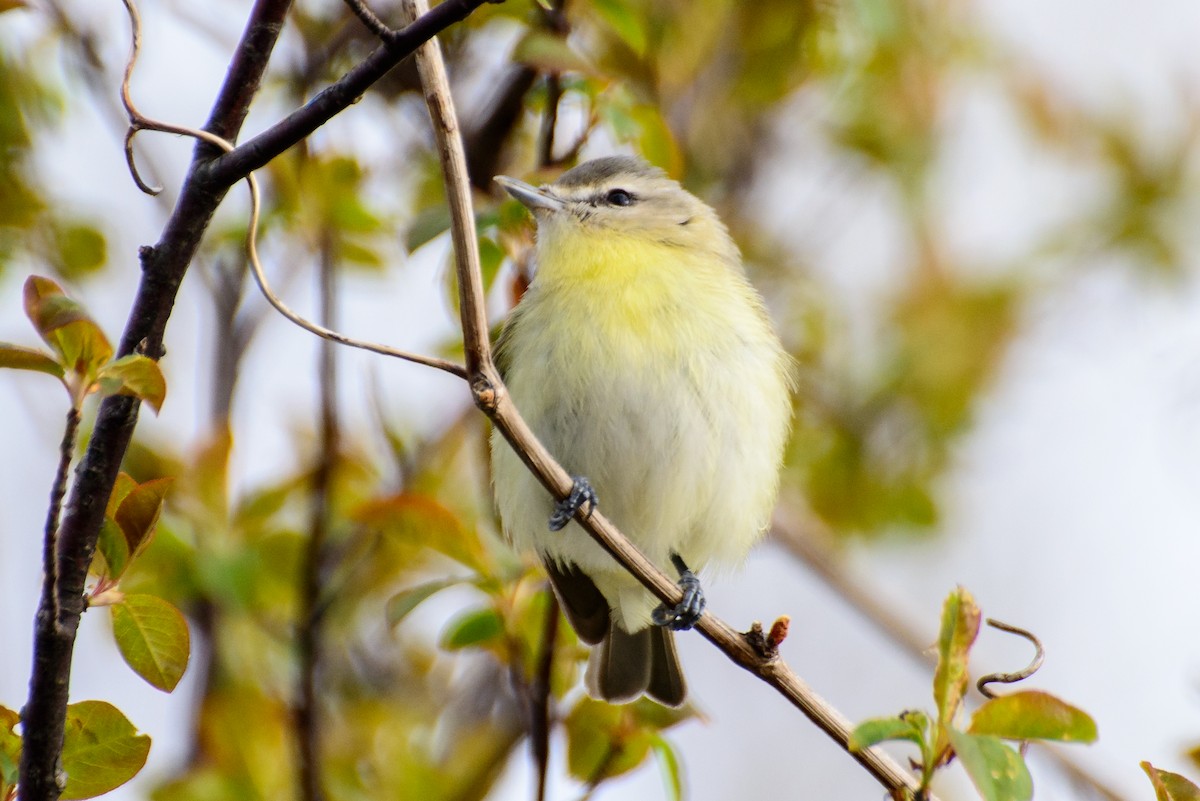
[495,156,739,267]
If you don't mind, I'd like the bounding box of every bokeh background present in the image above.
[2,0,1199,799]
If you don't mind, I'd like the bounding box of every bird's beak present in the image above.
[495,175,566,213]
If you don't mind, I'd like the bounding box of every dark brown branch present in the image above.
[18,3,295,799]
[202,0,493,189]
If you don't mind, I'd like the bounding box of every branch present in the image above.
[401,3,928,798]
[201,0,494,189]
[18,3,296,798]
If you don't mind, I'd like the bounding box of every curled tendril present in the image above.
[976,618,1045,699]
[114,0,468,378]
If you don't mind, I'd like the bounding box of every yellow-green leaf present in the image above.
[564,698,653,783]
[439,607,504,650]
[933,587,980,729]
[95,354,166,413]
[969,690,1097,743]
[95,518,130,580]
[591,0,648,56]
[512,30,595,74]
[848,712,928,751]
[22,276,112,385]
[1143,762,1200,801]
[386,578,463,627]
[60,700,151,800]
[649,735,682,801]
[111,594,190,692]
[0,342,64,379]
[0,705,20,800]
[52,222,106,278]
[948,729,1032,801]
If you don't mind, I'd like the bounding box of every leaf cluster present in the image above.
[849,588,1097,801]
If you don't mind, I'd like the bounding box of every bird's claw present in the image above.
[549,476,598,531]
[652,557,706,631]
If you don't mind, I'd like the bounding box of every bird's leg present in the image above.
[651,553,706,631]
[548,476,599,531]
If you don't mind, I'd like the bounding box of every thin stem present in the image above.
[40,406,81,634]
[342,0,393,40]
[296,241,339,801]
[536,73,561,167]
[531,590,559,801]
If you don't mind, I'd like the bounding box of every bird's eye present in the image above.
[605,189,634,207]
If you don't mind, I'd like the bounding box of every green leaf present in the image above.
[592,0,648,56]
[95,355,167,413]
[22,275,112,387]
[1143,762,1200,801]
[439,607,504,650]
[0,705,20,801]
[564,698,654,783]
[52,222,106,278]
[0,342,64,379]
[848,711,928,751]
[478,236,505,294]
[95,518,130,580]
[60,700,151,800]
[969,691,1098,743]
[512,30,595,74]
[111,594,191,692]
[933,587,980,730]
[114,477,173,560]
[386,578,463,627]
[948,729,1032,801]
[649,735,683,801]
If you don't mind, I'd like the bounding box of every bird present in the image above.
[490,155,793,706]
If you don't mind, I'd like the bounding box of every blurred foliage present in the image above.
[2,0,1199,797]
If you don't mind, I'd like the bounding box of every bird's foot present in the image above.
[548,476,598,531]
[652,553,706,631]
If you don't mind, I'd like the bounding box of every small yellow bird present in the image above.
[491,156,793,706]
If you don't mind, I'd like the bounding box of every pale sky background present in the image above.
[3,1,1200,800]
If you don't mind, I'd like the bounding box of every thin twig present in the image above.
[402,4,927,797]
[41,406,81,634]
[977,618,1046,699]
[117,0,469,376]
[342,0,393,40]
[536,73,561,167]
[531,588,559,801]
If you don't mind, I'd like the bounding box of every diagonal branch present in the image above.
[402,2,928,798]
[202,0,494,189]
